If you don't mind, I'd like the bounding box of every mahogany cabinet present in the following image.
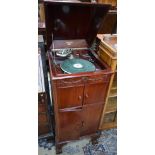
[44,1,112,153]
[49,67,111,153]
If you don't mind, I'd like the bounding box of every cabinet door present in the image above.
[84,75,110,105]
[57,86,84,109]
[80,104,103,136]
[57,109,82,142]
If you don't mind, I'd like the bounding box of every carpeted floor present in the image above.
[38,128,117,155]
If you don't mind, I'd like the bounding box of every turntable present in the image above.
[44,1,112,153]
[60,58,96,74]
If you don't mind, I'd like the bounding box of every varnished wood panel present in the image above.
[81,104,103,136]
[58,110,82,142]
[44,1,110,49]
[57,104,104,142]
[98,10,117,34]
[84,81,109,105]
[57,85,84,109]
[39,113,48,123]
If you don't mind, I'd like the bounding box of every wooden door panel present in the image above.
[84,82,109,105]
[38,113,48,123]
[58,110,82,142]
[57,86,84,109]
[80,104,103,136]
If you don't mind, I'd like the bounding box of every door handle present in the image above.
[78,96,82,100]
[85,93,89,98]
[81,121,85,127]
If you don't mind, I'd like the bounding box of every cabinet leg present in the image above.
[91,132,101,145]
[56,143,63,154]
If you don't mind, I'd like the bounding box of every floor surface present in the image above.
[38,128,117,155]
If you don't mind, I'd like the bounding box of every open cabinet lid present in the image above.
[44,0,111,50]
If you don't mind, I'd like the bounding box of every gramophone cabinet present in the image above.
[44,1,112,153]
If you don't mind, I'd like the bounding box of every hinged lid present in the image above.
[44,0,111,50]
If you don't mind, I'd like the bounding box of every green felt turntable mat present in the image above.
[60,58,96,74]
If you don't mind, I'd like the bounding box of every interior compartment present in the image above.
[49,49,109,76]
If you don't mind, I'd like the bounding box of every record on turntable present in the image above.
[60,58,96,74]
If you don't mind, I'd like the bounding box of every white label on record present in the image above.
[73,63,83,68]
